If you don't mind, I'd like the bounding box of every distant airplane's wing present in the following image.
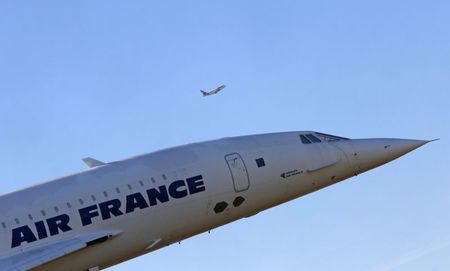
[82,157,106,168]
[0,231,120,271]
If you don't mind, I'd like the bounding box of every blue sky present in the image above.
[0,1,449,270]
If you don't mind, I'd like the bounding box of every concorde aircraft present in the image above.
[0,131,431,271]
[200,84,225,96]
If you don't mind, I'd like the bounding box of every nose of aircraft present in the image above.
[345,138,431,174]
[384,139,430,159]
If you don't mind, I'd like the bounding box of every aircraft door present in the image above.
[225,153,250,192]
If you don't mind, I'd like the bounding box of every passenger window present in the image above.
[300,135,312,144]
[306,134,321,143]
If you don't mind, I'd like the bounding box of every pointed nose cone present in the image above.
[384,139,430,160]
[347,138,431,174]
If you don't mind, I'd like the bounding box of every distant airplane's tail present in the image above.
[200,90,209,96]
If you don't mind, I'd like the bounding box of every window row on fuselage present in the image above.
[1,171,184,231]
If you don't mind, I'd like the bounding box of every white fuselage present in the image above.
[0,132,427,270]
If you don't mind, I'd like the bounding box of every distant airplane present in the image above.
[200,84,225,96]
[0,131,432,271]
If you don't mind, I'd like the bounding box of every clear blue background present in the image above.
[0,1,449,270]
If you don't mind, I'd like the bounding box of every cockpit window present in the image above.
[300,135,312,144]
[306,134,321,143]
[315,132,349,142]
[300,132,347,144]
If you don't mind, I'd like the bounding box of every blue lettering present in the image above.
[11,175,208,248]
[79,205,99,226]
[125,192,149,213]
[46,214,72,236]
[146,185,170,206]
[187,175,205,194]
[168,180,188,199]
[99,199,123,220]
[35,220,48,240]
[11,225,37,248]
